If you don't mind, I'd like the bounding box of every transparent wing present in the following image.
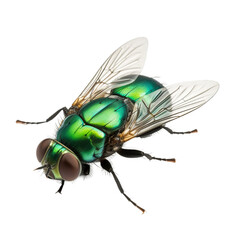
[120,80,219,141]
[72,38,148,109]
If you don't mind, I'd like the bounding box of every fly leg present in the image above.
[56,180,65,194]
[55,165,90,194]
[100,159,145,213]
[162,126,197,134]
[117,148,175,162]
[82,164,90,176]
[16,107,69,125]
[139,125,197,138]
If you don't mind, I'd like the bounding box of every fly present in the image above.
[17,38,219,213]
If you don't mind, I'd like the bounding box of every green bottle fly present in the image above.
[17,38,219,213]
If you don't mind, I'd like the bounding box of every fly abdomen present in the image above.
[111,75,164,104]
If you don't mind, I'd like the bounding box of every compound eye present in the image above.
[59,153,81,181]
[36,139,52,162]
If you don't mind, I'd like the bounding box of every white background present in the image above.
[0,0,239,239]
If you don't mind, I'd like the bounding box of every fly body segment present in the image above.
[17,38,219,213]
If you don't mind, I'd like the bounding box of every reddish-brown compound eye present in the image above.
[36,139,52,162]
[59,153,81,181]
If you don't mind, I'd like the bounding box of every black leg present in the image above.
[45,166,52,179]
[56,180,65,194]
[16,107,69,125]
[138,126,162,138]
[82,164,90,176]
[118,148,175,163]
[162,126,197,134]
[101,159,145,213]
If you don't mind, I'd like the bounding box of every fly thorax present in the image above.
[56,114,106,163]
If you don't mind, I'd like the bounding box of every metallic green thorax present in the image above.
[56,75,163,163]
[57,114,106,163]
[57,97,129,163]
[79,97,128,134]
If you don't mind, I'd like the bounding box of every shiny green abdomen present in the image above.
[111,75,164,103]
[79,97,128,134]
[56,114,106,163]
